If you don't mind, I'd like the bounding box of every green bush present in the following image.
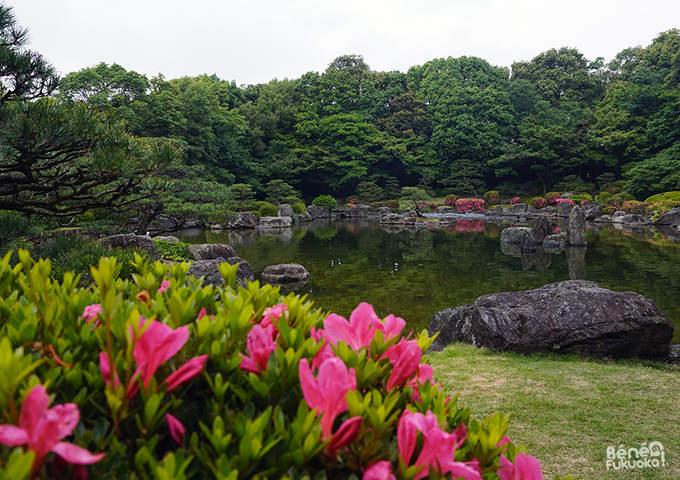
[291,201,307,215]
[153,238,192,262]
[483,190,500,205]
[0,252,548,479]
[386,199,400,210]
[645,191,680,203]
[312,195,337,208]
[597,191,612,203]
[257,201,279,217]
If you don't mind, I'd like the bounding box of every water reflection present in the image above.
[166,218,680,342]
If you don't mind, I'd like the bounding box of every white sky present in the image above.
[11,0,680,86]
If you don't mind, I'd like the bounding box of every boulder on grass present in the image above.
[428,280,674,358]
[99,234,161,261]
[187,256,254,289]
[261,263,310,284]
[187,243,237,261]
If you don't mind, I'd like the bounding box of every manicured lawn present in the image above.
[429,344,680,480]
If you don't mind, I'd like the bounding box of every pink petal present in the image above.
[50,404,80,440]
[364,461,396,480]
[514,453,544,480]
[348,302,381,347]
[397,409,419,464]
[52,441,105,465]
[166,413,185,446]
[164,355,208,393]
[326,416,362,453]
[497,455,516,480]
[19,385,50,435]
[324,313,358,349]
[157,280,170,293]
[239,354,261,374]
[385,341,422,390]
[0,425,29,446]
[99,352,120,389]
[134,321,189,387]
[81,304,102,326]
[298,358,321,409]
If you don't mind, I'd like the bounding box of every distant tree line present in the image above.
[3,0,680,222]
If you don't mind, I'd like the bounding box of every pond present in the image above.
[168,218,680,343]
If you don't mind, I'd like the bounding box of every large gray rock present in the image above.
[508,203,528,214]
[531,216,552,244]
[653,207,680,226]
[581,204,603,220]
[428,280,674,358]
[260,263,310,285]
[307,205,331,219]
[278,204,295,218]
[612,213,644,224]
[187,243,238,261]
[500,227,534,245]
[566,205,587,246]
[259,216,293,228]
[543,233,568,250]
[227,212,259,228]
[154,236,181,243]
[556,203,575,217]
[187,256,255,289]
[99,234,161,261]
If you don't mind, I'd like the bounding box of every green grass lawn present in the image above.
[428,344,680,480]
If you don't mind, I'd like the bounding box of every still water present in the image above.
[169,219,680,343]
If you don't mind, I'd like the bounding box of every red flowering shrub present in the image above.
[532,197,549,209]
[483,191,500,205]
[455,198,487,212]
[386,199,400,210]
[621,201,650,216]
[0,251,549,479]
[509,197,521,205]
[444,194,459,207]
[545,192,561,205]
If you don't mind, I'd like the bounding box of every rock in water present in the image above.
[428,280,673,358]
[261,263,310,284]
[566,205,587,246]
[187,256,254,289]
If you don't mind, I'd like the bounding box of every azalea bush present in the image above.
[483,191,500,206]
[544,193,561,206]
[531,197,549,209]
[508,197,521,205]
[455,198,486,212]
[0,250,553,480]
[386,199,400,210]
[444,194,458,207]
[620,200,650,216]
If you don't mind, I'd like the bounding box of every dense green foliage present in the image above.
[152,238,192,262]
[3,2,680,217]
[46,27,680,203]
[0,253,551,479]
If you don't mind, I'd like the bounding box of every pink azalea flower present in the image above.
[324,303,405,350]
[326,416,362,454]
[383,340,422,390]
[498,453,544,480]
[406,364,439,402]
[364,461,396,480]
[101,319,207,398]
[157,280,170,293]
[299,357,357,439]
[310,327,335,370]
[398,410,480,480]
[260,303,287,330]
[0,385,104,472]
[134,320,190,388]
[81,304,102,327]
[166,413,185,446]
[240,324,278,374]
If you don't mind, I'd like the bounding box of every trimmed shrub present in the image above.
[571,193,593,205]
[545,192,561,205]
[312,195,338,208]
[532,197,549,209]
[621,201,650,216]
[0,252,548,479]
[483,190,500,205]
[455,198,486,212]
[386,199,400,210]
[291,201,307,215]
[153,238,192,262]
[509,197,521,205]
[258,201,279,217]
[597,191,612,203]
[444,194,459,207]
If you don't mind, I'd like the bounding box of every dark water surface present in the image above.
[169,219,680,343]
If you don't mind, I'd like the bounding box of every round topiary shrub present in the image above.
[483,190,500,205]
[291,201,307,215]
[532,197,549,209]
[444,194,458,207]
[312,195,338,208]
[258,201,279,217]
